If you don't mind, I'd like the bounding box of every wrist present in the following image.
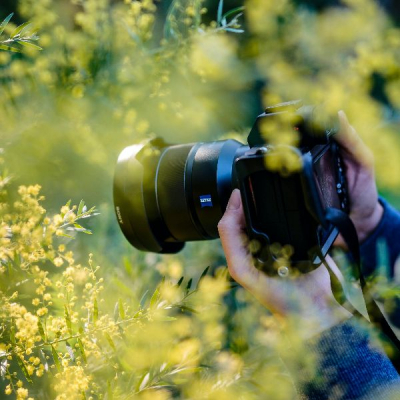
[276,295,353,340]
[353,201,384,243]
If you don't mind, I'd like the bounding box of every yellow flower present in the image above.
[60,206,69,215]
[32,298,40,306]
[16,387,28,400]
[37,307,48,317]
[54,257,64,267]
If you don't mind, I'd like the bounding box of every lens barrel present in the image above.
[113,138,247,253]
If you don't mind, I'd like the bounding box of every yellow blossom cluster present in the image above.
[53,365,90,399]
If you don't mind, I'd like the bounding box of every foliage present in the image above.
[0,0,400,399]
[0,13,41,53]
[0,178,300,399]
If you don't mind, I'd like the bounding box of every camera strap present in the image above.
[324,207,400,373]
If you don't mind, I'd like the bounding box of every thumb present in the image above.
[218,189,245,233]
[226,188,241,211]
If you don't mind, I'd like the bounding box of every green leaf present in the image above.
[167,366,204,375]
[57,232,75,239]
[104,332,116,351]
[217,0,224,24]
[10,325,15,344]
[186,278,193,293]
[78,338,87,363]
[138,372,150,392]
[0,13,13,36]
[93,297,98,323]
[17,39,42,50]
[79,206,98,219]
[0,43,21,53]
[20,24,33,37]
[118,298,126,319]
[64,306,72,335]
[196,266,210,289]
[11,21,31,38]
[123,257,133,276]
[139,290,149,309]
[39,350,49,372]
[222,6,245,22]
[51,346,61,371]
[37,319,46,342]
[17,357,33,383]
[149,288,160,309]
[224,27,244,33]
[176,276,184,287]
[178,304,197,314]
[113,301,119,322]
[73,223,92,234]
[77,200,85,216]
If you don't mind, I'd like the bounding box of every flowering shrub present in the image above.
[0,179,299,399]
[1,0,400,398]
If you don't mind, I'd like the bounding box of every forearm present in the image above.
[284,318,400,399]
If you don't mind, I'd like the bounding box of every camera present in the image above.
[113,100,349,274]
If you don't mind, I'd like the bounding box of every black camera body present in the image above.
[113,101,349,274]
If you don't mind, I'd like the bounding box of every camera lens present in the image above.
[113,138,247,253]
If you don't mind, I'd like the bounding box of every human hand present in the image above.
[334,111,383,246]
[218,189,352,339]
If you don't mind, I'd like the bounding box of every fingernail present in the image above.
[338,110,347,123]
[227,189,241,210]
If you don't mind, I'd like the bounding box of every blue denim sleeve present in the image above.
[296,319,400,400]
[360,198,400,278]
